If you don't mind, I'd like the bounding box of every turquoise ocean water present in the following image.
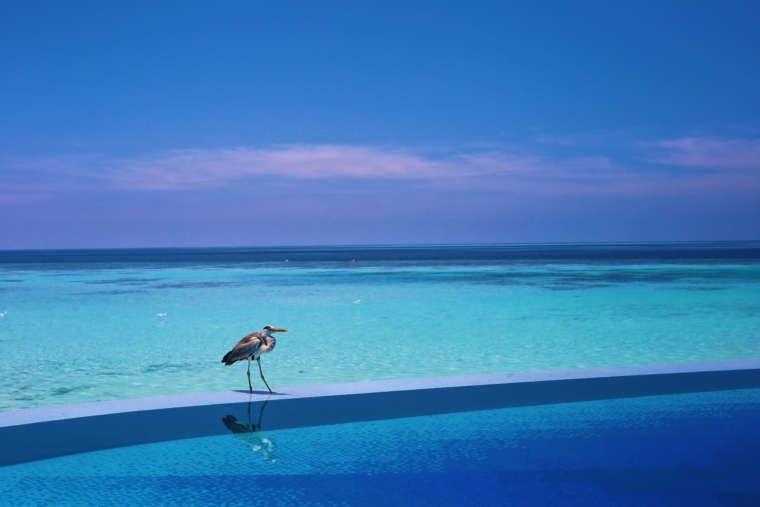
[1,243,759,411]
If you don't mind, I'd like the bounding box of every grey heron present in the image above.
[221,325,287,394]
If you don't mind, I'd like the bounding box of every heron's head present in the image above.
[262,325,287,336]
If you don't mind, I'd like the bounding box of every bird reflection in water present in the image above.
[222,397,283,463]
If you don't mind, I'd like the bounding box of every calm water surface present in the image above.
[1,388,759,505]
[1,243,759,411]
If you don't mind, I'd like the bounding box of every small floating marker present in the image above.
[285,259,289,262]
[352,259,356,262]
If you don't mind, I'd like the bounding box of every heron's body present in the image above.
[221,325,286,394]
[222,332,276,365]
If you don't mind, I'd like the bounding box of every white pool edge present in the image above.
[3,359,760,429]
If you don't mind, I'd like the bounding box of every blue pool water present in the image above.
[1,388,759,506]
[1,243,760,411]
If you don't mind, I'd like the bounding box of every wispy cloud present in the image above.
[3,139,759,202]
[105,146,630,193]
[647,137,760,170]
[108,146,455,190]
[3,145,591,192]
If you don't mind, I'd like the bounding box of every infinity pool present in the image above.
[2,388,759,506]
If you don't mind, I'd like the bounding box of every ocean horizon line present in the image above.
[2,240,760,265]
[2,239,760,254]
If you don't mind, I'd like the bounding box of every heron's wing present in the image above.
[222,332,263,364]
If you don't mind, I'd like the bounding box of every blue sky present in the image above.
[1,1,759,248]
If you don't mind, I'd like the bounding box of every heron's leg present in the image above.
[247,358,253,394]
[257,358,273,394]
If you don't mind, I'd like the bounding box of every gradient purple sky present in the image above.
[2,1,759,249]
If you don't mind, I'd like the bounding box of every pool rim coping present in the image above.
[3,358,760,429]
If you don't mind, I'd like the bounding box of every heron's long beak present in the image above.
[271,328,288,333]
